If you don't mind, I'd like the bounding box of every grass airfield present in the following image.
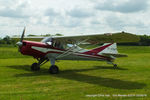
[0,46,150,100]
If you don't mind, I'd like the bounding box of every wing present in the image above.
[52,32,140,44]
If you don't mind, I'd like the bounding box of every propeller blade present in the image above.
[20,27,26,42]
[16,27,26,52]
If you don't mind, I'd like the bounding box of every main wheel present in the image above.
[49,65,59,74]
[31,63,40,71]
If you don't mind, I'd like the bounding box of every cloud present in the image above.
[43,8,61,26]
[0,0,150,37]
[45,8,60,17]
[0,8,29,18]
[60,16,82,27]
[44,8,85,28]
[0,0,32,18]
[67,8,94,18]
[95,0,149,13]
[100,12,149,34]
[91,20,101,25]
[105,15,125,30]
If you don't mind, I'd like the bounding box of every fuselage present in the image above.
[20,40,113,61]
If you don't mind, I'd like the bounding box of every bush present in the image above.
[0,36,17,45]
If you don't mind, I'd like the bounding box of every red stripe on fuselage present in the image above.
[82,43,113,55]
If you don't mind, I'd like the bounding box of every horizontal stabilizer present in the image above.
[102,53,128,58]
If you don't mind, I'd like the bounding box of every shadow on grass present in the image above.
[6,65,31,71]
[7,65,145,90]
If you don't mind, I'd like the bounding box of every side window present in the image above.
[53,41,60,48]
[53,41,66,49]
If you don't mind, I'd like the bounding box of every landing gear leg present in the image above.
[107,61,118,68]
[31,58,49,71]
[49,58,59,74]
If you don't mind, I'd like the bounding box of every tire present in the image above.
[31,63,40,71]
[49,65,59,74]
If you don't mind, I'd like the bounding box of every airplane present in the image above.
[16,28,139,74]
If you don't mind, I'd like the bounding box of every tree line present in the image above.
[0,36,16,45]
[0,34,150,46]
[0,33,63,46]
[118,35,150,46]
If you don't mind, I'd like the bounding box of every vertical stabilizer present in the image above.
[83,43,118,55]
[98,43,118,54]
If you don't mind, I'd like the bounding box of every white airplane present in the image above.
[16,28,139,74]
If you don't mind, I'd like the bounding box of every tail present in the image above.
[98,43,127,57]
[98,43,118,54]
[83,43,118,55]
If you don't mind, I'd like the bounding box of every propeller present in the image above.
[16,27,26,51]
[20,27,26,42]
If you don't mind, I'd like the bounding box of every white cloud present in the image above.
[0,0,33,18]
[0,0,150,38]
[67,8,94,18]
[95,0,149,13]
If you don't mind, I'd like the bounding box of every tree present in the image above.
[0,39,5,44]
[0,36,17,45]
[45,34,51,36]
[55,33,63,36]
[139,35,150,46]
[27,34,36,37]
[3,36,11,44]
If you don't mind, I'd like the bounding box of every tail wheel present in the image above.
[49,65,59,74]
[31,63,40,71]
[113,64,118,68]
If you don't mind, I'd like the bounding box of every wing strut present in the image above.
[56,38,89,59]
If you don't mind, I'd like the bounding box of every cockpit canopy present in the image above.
[41,37,67,49]
[41,37,52,43]
[41,37,82,50]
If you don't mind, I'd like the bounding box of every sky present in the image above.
[0,0,150,38]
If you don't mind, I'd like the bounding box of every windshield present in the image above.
[41,37,52,43]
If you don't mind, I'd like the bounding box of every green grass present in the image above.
[0,46,30,59]
[118,46,150,54]
[0,46,150,100]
